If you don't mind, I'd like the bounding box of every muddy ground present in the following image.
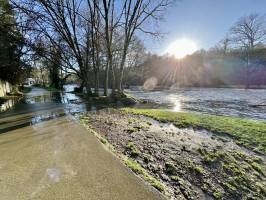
[80,109,266,200]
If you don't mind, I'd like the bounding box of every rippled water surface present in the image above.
[2,85,265,121]
[126,88,266,120]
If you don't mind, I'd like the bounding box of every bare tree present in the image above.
[12,0,96,94]
[116,0,172,94]
[212,36,230,55]
[13,0,172,99]
[230,13,266,88]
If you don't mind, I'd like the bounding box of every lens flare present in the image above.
[143,77,158,90]
[165,38,197,59]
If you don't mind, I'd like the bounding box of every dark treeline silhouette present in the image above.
[0,0,29,85]
[2,0,266,92]
[124,47,266,89]
[124,13,266,89]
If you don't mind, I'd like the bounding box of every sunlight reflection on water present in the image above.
[173,100,181,112]
[126,88,266,120]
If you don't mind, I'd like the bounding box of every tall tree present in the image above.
[0,0,26,84]
[116,0,171,94]
[230,13,266,88]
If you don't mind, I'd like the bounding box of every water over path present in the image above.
[0,87,164,200]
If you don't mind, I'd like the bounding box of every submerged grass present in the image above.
[122,108,266,153]
[79,115,165,195]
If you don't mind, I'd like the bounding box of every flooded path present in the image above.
[0,87,164,200]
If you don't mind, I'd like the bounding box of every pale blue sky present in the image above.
[143,0,266,54]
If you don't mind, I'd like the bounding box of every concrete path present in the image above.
[0,88,164,200]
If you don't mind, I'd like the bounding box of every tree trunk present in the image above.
[94,70,99,96]
[85,80,92,96]
[78,80,84,92]
[118,45,128,93]
[104,64,109,96]
[110,58,116,95]
[245,51,250,89]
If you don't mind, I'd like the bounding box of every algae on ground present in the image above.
[79,115,166,195]
[122,108,266,153]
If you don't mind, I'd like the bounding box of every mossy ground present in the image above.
[80,109,266,199]
[124,159,165,192]
[122,108,266,153]
[79,115,166,196]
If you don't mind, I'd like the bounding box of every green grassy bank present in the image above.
[122,108,266,153]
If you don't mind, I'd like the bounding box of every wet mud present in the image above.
[81,109,266,200]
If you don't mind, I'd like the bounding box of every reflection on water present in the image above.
[24,86,266,120]
[2,85,266,132]
[31,112,66,125]
[126,88,266,120]
[0,98,17,112]
[169,95,182,112]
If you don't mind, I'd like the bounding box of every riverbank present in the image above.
[79,108,266,200]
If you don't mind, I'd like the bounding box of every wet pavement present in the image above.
[0,87,164,200]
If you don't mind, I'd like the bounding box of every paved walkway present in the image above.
[0,88,164,200]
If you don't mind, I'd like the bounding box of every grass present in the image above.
[122,108,266,153]
[193,165,205,175]
[125,142,140,157]
[198,148,226,164]
[124,159,165,192]
[79,115,165,194]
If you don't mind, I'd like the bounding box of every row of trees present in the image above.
[124,13,266,88]
[10,0,171,96]
[3,1,265,91]
[0,0,28,85]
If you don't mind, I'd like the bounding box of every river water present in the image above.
[126,87,266,120]
[1,85,265,121]
[63,85,266,120]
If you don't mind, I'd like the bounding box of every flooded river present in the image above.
[126,87,266,120]
[0,86,265,199]
[1,85,265,121]
[62,85,266,121]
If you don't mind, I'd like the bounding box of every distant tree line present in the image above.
[125,13,266,89]
[3,0,265,91]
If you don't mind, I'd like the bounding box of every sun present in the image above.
[165,38,197,59]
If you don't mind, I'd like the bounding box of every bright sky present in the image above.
[143,0,266,54]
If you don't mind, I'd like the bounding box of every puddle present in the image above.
[31,112,66,125]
